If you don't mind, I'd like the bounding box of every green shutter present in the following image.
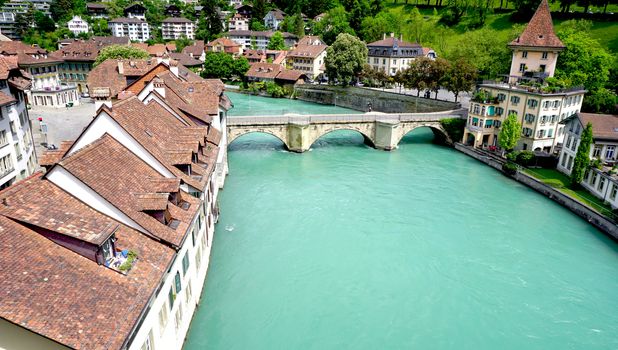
[175,271,182,293]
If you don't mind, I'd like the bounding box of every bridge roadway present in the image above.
[227,109,467,152]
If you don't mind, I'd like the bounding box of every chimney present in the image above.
[383,33,386,40]
[400,34,403,41]
[153,81,165,98]
[117,61,124,75]
[169,60,179,77]
[390,33,394,38]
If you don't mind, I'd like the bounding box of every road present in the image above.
[29,99,97,161]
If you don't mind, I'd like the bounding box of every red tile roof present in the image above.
[578,113,618,142]
[367,36,421,48]
[509,0,564,49]
[87,59,157,99]
[246,62,282,79]
[182,40,205,57]
[0,91,15,106]
[0,196,175,350]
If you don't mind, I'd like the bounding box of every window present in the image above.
[522,51,528,58]
[543,101,550,109]
[560,153,567,167]
[553,100,560,108]
[591,172,598,185]
[540,64,546,72]
[598,177,606,191]
[610,185,617,201]
[508,110,518,117]
[497,93,506,102]
[182,253,190,275]
[493,120,502,128]
[565,136,572,149]
[524,114,535,123]
[174,304,183,331]
[510,96,520,104]
[496,107,504,115]
[606,146,615,159]
[168,287,175,310]
[519,63,526,72]
[140,330,154,350]
[0,130,6,146]
[540,115,547,123]
[571,138,577,151]
[185,282,192,306]
[567,155,574,170]
[593,145,602,157]
[175,271,182,293]
[547,128,553,138]
[158,301,169,335]
[537,129,546,138]
[542,51,548,59]
[527,99,538,108]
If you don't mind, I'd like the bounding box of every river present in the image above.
[184,93,618,350]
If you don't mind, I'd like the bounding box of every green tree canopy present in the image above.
[34,10,55,32]
[267,31,286,50]
[202,52,233,79]
[359,11,403,43]
[443,57,478,102]
[314,6,354,45]
[174,37,193,53]
[324,33,367,86]
[571,123,593,186]
[94,45,150,66]
[50,0,73,21]
[498,113,522,152]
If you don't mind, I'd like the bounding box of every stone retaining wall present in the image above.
[294,85,460,113]
[454,143,618,240]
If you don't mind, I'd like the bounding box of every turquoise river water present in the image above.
[184,93,618,349]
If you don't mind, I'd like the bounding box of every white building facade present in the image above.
[109,18,150,42]
[67,15,89,35]
[162,17,195,40]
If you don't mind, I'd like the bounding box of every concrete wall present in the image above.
[294,85,459,113]
[455,143,618,240]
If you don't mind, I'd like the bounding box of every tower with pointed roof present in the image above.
[507,0,565,82]
[461,0,586,154]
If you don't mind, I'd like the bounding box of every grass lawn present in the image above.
[523,168,616,217]
[383,4,618,54]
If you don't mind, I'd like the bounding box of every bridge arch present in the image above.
[228,129,291,150]
[396,123,452,146]
[307,125,376,149]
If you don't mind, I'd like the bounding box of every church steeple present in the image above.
[507,0,564,82]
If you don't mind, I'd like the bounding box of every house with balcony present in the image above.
[264,9,285,30]
[228,12,249,31]
[0,56,36,189]
[287,36,327,80]
[162,17,195,40]
[226,30,297,50]
[124,3,146,20]
[182,40,206,61]
[67,15,89,35]
[86,2,108,18]
[109,17,150,42]
[0,41,80,108]
[556,113,618,208]
[366,33,426,76]
[205,37,242,57]
[462,0,586,153]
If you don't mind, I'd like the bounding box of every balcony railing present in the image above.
[0,166,14,178]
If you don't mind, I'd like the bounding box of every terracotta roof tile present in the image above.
[246,62,282,79]
[168,52,202,67]
[88,59,156,99]
[288,43,327,59]
[578,113,618,142]
[182,40,205,57]
[0,91,15,106]
[509,0,564,49]
[39,140,73,167]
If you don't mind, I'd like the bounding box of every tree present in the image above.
[360,11,403,43]
[314,6,354,45]
[408,7,430,44]
[34,10,55,32]
[340,0,370,33]
[92,19,111,36]
[232,57,251,79]
[583,88,617,114]
[94,45,150,66]
[50,0,73,21]
[253,0,268,21]
[324,33,367,86]
[428,57,450,98]
[443,58,477,102]
[571,123,593,186]
[175,36,193,53]
[267,31,286,50]
[15,3,36,37]
[498,113,521,153]
[201,52,233,79]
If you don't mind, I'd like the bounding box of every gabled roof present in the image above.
[182,40,205,57]
[266,8,285,20]
[56,133,199,248]
[162,17,193,23]
[87,59,157,99]
[167,52,202,67]
[0,200,174,350]
[246,62,282,79]
[367,36,421,48]
[509,0,564,49]
[288,43,327,59]
[577,113,618,142]
[109,17,148,24]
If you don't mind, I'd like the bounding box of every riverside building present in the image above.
[366,33,430,76]
[462,0,586,153]
[0,63,229,349]
[557,112,618,208]
[287,36,327,80]
[0,56,36,189]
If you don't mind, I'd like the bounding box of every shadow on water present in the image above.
[228,133,287,152]
[311,130,371,150]
[398,127,438,145]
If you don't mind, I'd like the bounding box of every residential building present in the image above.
[0,56,36,189]
[53,37,130,94]
[124,3,146,20]
[246,62,306,85]
[264,9,285,30]
[162,17,195,40]
[228,13,249,31]
[287,36,327,79]
[366,33,425,76]
[0,64,229,348]
[168,52,202,68]
[2,0,52,15]
[205,37,242,57]
[557,113,618,208]
[67,15,89,35]
[235,4,252,17]
[242,49,287,65]
[182,40,206,61]
[0,41,79,108]
[314,12,326,22]
[0,12,16,39]
[226,30,297,50]
[109,17,150,42]
[86,2,108,18]
[165,4,182,17]
[462,0,586,153]
[229,0,242,6]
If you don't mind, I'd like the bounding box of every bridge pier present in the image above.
[374,120,399,151]
[287,121,311,153]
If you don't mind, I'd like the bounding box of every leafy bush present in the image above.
[265,82,285,98]
[516,150,535,166]
[439,118,466,143]
[502,162,519,175]
[119,250,138,273]
[505,151,519,162]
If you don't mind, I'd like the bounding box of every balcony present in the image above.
[0,166,14,178]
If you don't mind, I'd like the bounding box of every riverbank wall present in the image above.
[455,143,618,240]
[294,85,460,113]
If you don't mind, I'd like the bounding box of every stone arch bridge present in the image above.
[227,110,466,152]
